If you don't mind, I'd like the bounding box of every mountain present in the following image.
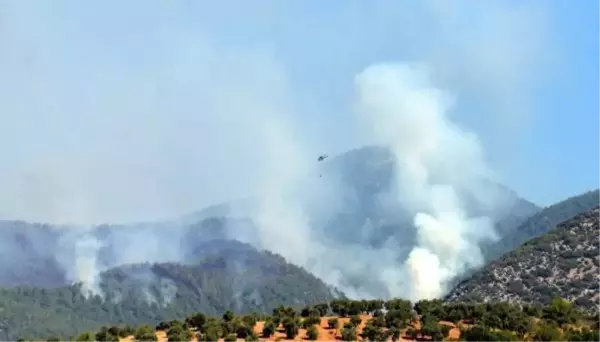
[445,207,600,313]
[0,239,340,340]
[483,189,600,261]
[0,145,541,298]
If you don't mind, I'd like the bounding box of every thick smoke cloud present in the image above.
[354,63,498,300]
[0,1,564,300]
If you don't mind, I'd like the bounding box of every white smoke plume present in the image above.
[355,63,498,301]
[0,1,567,303]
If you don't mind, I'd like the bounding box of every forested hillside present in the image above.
[0,240,340,340]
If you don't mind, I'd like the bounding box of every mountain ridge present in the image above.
[0,145,541,300]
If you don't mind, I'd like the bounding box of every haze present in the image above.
[0,0,597,225]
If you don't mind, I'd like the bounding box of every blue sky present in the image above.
[0,0,597,223]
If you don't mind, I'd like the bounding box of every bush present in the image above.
[350,315,362,327]
[327,318,339,329]
[224,333,237,341]
[262,321,276,337]
[282,317,298,339]
[341,326,357,341]
[306,325,319,341]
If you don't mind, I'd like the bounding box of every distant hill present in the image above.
[0,240,340,340]
[446,207,600,313]
[0,145,541,299]
[484,189,599,261]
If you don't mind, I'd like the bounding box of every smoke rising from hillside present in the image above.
[0,1,563,301]
[354,63,499,300]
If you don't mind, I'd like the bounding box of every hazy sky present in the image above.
[0,0,597,224]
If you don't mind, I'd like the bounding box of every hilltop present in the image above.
[28,298,599,341]
[0,145,541,299]
[483,189,599,261]
[0,240,340,340]
[446,207,599,313]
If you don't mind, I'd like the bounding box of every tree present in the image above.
[199,326,220,342]
[389,327,401,342]
[533,321,563,341]
[327,318,339,329]
[543,297,578,325]
[421,321,444,341]
[134,325,157,342]
[95,330,118,342]
[385,309,412,328]
[306,325,319,341]
[186,312,207,331]
[406,327,418,340]
[302,315,320,329]
[75,332,95,341]
[341,326,357,341]
[167,324,192,342]
[350,315,362,327]
[245,331,259,341]
[314,303,329,317]
[223,310,235,322]
[361,323,389,341]
[262,321,276,337]
[283,317,299,339]
[236,323,253,339]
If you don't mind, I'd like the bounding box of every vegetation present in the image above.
[484,189,599,261]
[0,244,339,340]
[19,297,599,341]
[0,146,542,298]
[446,207,599,313]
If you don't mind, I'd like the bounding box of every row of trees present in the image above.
[31,297,599,341]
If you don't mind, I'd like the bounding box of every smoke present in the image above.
[0,1,567,303]
[354,63,498,301]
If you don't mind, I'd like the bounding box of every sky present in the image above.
[0,0,598,224]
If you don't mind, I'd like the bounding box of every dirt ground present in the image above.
[119,315,463,342]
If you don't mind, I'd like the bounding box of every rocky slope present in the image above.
[446,207,600,313]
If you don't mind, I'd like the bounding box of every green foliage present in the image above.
[447,206,599,314]
[543,297,578,325]
[462,325,520,341]
[301,315,320,329]
[306,325,319,341]
[350,315,362,327]
[340,325,357,341]
[28,295,600,342]
[185,312,206,331]
[361,322,389,341]
[262,320,276,337]
[166,323,192,342]
[134,325,157,342]
[327,317,339,329]
[0,249,337,340]
[282,316,298,339]
[486,189,599,260]
[244,330,259,341]
[224,333,237,341]
[75,331,95,341]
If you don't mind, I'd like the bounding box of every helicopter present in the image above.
[317,154,328,177]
